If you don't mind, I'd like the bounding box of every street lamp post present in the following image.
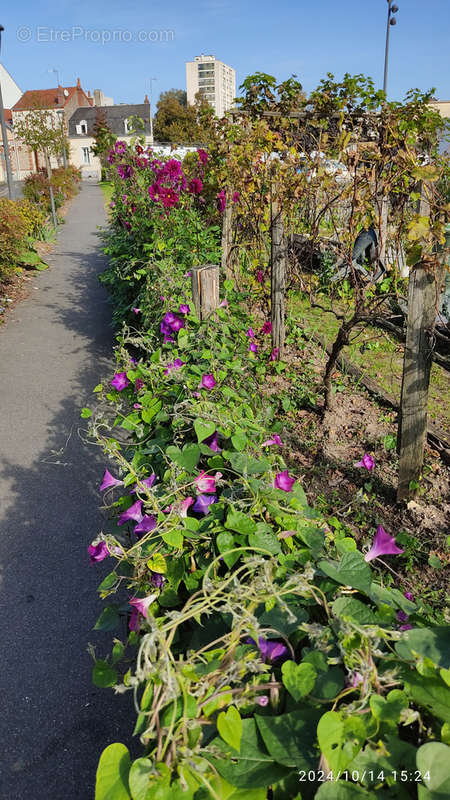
[383,1,399,97]
[57,109,68,168]
[0,25,15,198]
[149,77,157,145]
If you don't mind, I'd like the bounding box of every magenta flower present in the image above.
[261,434,283,447]
[354,453,375,471]
[247,637,288,663]
[133,514,157,537]
[99,469,124,492]
[188,178,203,194]
[256,270,264,283]
[88,541,110,563]
[118,499,143,526]
[179,304,191,315]
[111,372,130,391]
[202,431,221,452]
[256,695,269,707]
[364,525,404,562]
[197,148,208,164]
[219,299,229,308]
[164,358,185,375]
[135,378,144,392]
[270,348,280,361]
[150,571,165,590]
[117,164,134,179]
[114,140,127,154]
[192,494,217,515]
[404,591,414,602]
[216,190,226,213]
[130,474,156,494]
[133,403,142,410]
[132,307,141,314]
[168,314,185,332]
[246,328,255,338]
[249,342,258,353]
[109,201,115,208]
[195,470,222,494]
[350,671,364,688]
[261,320,272,335]
[129,608,140,631]
[179,496,195,517]
[129,594,156,620]
[107,152,116,164]
[400,624,413,631]
[163,334,174,344]
[274,470,296,492]
[397,610,409,623]
[232,191,240,203]
[200,374,216,390]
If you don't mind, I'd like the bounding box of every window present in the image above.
[76,120,88,135]
[82,147,91,165]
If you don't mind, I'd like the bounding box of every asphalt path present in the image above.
[0,184,135,799]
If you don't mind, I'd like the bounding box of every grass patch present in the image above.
[98,181,113,208]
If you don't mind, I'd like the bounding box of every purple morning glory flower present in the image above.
[219,299,228,308]
[364,525,404,562]
[246,328,255,338]
[248,342,258,353]
[274,470,296,492]
[111,372,130,391]
[354,453,375,471]
[130,474,156,494]
[400,624,413,631]
[118,499,143,526]
[179,304,191,315]
[150,571,165,589]
[132,307,141,314]
[270,348,280,361]
[404,591,414,602]
[88,541,110,563]
[247,637,288,663]
[133,514,157,537]
[129,594,156,620]
[256,695,269,706]
[99,469,124,492]
[117,164,134,179]
[164,358,185,375]
[397,610,409,623]
[192,494,217,515]
[135,378,144,392]
[200,374,216,390]
[261,434,283,447]
[202,431,221,452]
[128,608,140,631]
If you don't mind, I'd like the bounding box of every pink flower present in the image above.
[274,470,296,492]
[164,358,185,375]
[179,304,191,315]
[135,378,144,392]
[111,372,130,391]
[354,453,375,471]
[249,342,258,353]
[133,403,142,409]
[197,148,208,164]
[99,469,124,492]
[132,307,141,314]
[364,525,404,562]
[256,270,264,283]
[261,320,272,335]
[200,374,216,390]
[232,191,240,203]
[188,178,203,194]
[261,434,283,447]
[246,328,255,338]
[219,299,228,307]
[256,695,269,706]
[270,348,280,361]
[216,190,226,213]
[129,594,157,620]
[179,496,194,516]
[88,541,110,563]
[195,471,222,494]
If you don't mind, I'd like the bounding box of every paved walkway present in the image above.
[0,184,134,799]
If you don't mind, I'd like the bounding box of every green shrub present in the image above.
[0,198,28,281]
[16,198,46,237]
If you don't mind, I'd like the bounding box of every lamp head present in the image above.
[391,4,399,12]
[390,16,397,25]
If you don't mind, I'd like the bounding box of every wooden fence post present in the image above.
[191,265,220,321]
[397,259,445,501]
[221,195,234,280]
[270,197,286,357]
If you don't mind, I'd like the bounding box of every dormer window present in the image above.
[124,118,132,134]
[76,120,88,135]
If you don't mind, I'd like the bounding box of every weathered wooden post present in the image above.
[397,254,447,501]
[221,195,234,281]
[270,196,286,357]
[191,265,220,320]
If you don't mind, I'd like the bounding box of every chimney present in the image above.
[57,84,64,106]
[144,94,150,104]
[76,77,81,88]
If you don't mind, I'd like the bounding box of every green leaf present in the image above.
[225,511,256,536]
[146,553,166,574]
[166,443,201,472]
[395,627,450,669]
[94,383,103,392]
[95,743,131,800]
[216,532,240,568]
[332,597,378,625]
[81,407,92,418]
[318,552,373,593]
[161,530,184,549]
[224,451,270,475]
[256,708,321,770]
[231,430,247,451]
[317,711,366,772]
[370,690,408,723]
[141,399,162,424]
[281,661,317,702]
[402,670,450,722]
[97,572,118,593]
[416,742,450,797]
[248,528,281,555]
[193,418,216,443]
[128,758,154,800]
[217,706,243,752]
[257,601,308,636]
[94,606,121,631]
[209,719,290,788]
[93,660,118,688]
[316,783,376,799]
[428,554,443,569]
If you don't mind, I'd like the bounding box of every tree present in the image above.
[153,90,210,143]
[91,108,116,168]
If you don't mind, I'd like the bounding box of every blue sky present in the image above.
[1,0,449,106]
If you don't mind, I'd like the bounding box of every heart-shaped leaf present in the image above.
[225,511,256,536]
[217,532,241,568]
[370,690,408,723]
[93,660,118,688]
[95,743,131,800]
[416,742,450,796]
[128,758,154,800]
[194,418,216,443]
[217,706,243,752]
[281,661,317,701]
[318,552,372,593]
[317,711,366,772]
[166,443,201,472]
